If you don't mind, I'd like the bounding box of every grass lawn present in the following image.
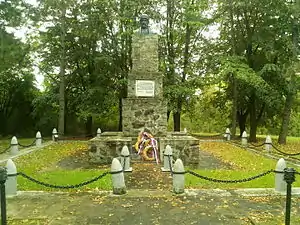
[2,142,111,191]
[185,141,300,189]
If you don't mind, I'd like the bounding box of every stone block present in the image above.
[159,135,200,166]
[122,98,167,137]
[88,136,132,164]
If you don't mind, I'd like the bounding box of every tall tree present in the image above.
[278,0,300,144]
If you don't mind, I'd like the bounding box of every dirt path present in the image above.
[125,161,172,190]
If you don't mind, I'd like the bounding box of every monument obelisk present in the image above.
[122,15,167,137]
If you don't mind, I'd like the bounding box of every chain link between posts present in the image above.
[176,169,286,183]
[18,139,36,148]
[8,171,110,189]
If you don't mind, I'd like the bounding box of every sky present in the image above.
[9,0,219,91]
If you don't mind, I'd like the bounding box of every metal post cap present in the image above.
[0,167,7,182]
[284,168,296,184]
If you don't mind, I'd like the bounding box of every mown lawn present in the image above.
[3,142,111,191]
[185,141,300,189]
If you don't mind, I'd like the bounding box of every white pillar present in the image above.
[275,158,287,193]
[111,158,126,195]
[97,128,101,138]
[241,131,247,146]
[5,159,17,196]
[120,145,132,172]
[52,128,58,141]
[36,131,42,147]
[225,128,231,141]
[173,159,185,194]
[265,135,272,152]
[161,145,172,172]
[10,136,18,155]
[183,128,187,133]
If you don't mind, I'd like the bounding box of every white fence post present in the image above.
[36,131,42,147]
[5,159,17,196]
[120,145,132,172]
[97,128,101,138]
[265,135,272,152]
[161,145,172,172]
[10,136,18,155]
[173,159,185,194]
[275,158,287,193]
[111,158,126,195]
[52,128,58,141]
[225,128,231,141]
[241,131,247,146]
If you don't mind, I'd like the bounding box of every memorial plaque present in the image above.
[136,80,155,97]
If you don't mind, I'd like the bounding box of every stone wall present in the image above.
[131,34,159,73]
[122,98,167,137]
[159,135,200,166]
[88,136,132,164]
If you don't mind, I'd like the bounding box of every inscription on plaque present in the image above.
[136,80,155,97]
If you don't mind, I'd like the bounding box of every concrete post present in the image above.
[52,128,58,141]
[265,135,272,152]
[161,145,172,172]
[111,158,126,195]
[10,136,18,155]
[36,131,42,147]
[5,159,17,196]
[275,158,287,193]
[241,131,247,146]
[225,128,231,141]
[120,145,132,172]
[173,159,185,194]
[96,128,101,138]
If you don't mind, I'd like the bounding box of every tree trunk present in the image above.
[238,112,247,137]
[278,10,298,144]
[231,76,237,138]
[249,97,257,142]
[85,116,93,136]
[229,0,238,139]
[173,111,180,131]
[58,6,66,136]
[278,94,294,144]
[118,97,123,131]
[167,110,171,122]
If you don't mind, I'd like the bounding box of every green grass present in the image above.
[185,142,300,189]
[5,142,111,191]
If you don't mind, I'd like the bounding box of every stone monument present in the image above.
[88,14,200,167]
[122,14,167,137]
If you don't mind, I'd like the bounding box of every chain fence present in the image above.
[0,133,95,154]
[269,143,300,156]
[249,142,266,148]
[0,146,11,154]
[18,139,36,148]
[185,169,281,183]
[8,171,110,189]
[0,139,37,154]
[223,138,300,158]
